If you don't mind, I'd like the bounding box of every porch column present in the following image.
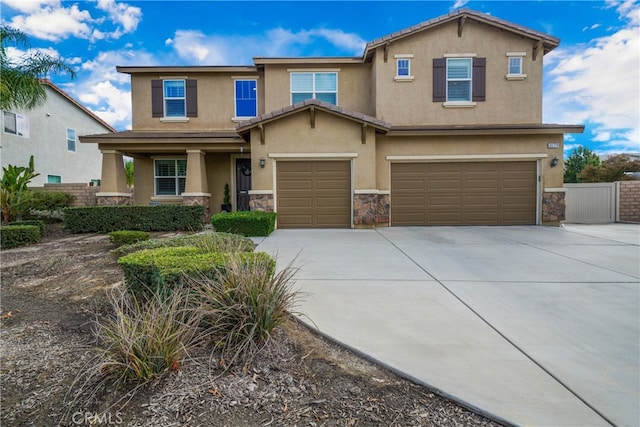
[96,150,132,205]
[182,150,211,221]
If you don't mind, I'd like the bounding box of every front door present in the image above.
[236,158,251,211]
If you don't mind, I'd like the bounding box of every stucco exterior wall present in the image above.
[262,64,373,116]
[373,19,544,125]
[249,110,377,192]
[1,86,109,186]
[130,71,264,131]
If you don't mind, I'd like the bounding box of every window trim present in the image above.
[233,78,258,120]
[290,71,338,105]
[47,175,62,184]
[506,52,527,80]
[163,79,186,118]
[394,57,414,82]
[3,111,29,137]
[446,57,473,102]
[67,128,76,152]
[153,158,187,197]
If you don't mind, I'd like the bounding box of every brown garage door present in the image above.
[391,161,536,226]
[277,161,351,228]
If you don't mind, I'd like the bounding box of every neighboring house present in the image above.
[1,80,115,187]
[81,8,583,228]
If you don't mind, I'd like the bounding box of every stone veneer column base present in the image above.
[96,195,132,206]
[249,194,274,212]
[376,193,390,227]
[354,193,377,228]
[542,191,565,226]
[182,195,211,223]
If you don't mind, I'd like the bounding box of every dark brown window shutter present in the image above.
[432,58,446,102]
[151,80,163,117]
[186,79,198,117]
[472,57,486,102]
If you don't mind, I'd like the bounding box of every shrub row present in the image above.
[117,246,274,296]
[0,224,41,249]
[108,230,150,247]
[10,219,45,235]
[63,205,205,233]
[111,232,255,257]
[211,211,276,236]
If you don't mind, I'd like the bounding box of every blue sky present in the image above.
[2,0,639,156]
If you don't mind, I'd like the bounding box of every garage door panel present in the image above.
[277,161,351,229]
[392,161,536,226]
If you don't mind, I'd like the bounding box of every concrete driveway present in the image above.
[256,224,640,426]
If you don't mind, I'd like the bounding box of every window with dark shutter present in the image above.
[472,57,486,102]
[432,58,446,102]
[151,80,163,117]
[186,79,198,117]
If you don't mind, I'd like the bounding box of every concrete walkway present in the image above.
[256,224,640,426]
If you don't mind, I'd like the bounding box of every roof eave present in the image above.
[386,124,584,137]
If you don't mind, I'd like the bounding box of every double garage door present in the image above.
[391,161,537,226]
[277,161,351,229]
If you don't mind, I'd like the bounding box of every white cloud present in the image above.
[544,0,640,153]
[169,27,366,65]
[4,0,141,42]
[80,80,132,130]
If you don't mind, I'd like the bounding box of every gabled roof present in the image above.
[363,8,560,61]
[42,80,116,132]
[236,98,391,133]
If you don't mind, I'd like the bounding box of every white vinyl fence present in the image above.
[564,183,617,223]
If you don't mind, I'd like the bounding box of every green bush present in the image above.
[63,205,205,233]
[117,246,274,297]
[211,211,276,236]
[10,219,45,235]
[111,231,255,257]
[0,224,41,249]
[22,191,74,212]
[108,230,150,246]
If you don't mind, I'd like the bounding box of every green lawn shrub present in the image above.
[63,205,205,233]
[0,224,41,249]
[108,230,151,247]
[10,219,45,235]
[21,191,74,222]
[211,211,276,236]
[111,231,255,257]
[117,246,274,297]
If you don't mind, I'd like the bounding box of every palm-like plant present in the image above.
[1,155,40,222]
[0,26,75,111]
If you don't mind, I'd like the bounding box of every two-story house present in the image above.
[1,80,115,186]
[81,8,583,227]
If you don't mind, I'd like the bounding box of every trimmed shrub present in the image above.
[117,246,274,296]
[0,224,41,249]
[211,211,277,236]
[108,230,150,247]
[63,205,205,233]
[111,231,255,257]
[21,191,74,222]
[10,219,45,235]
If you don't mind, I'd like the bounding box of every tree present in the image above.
[564,146,600,183]
[124,160,134,188]
[1,155,40,222]
[578,154,640,183]
[0,26,75,111]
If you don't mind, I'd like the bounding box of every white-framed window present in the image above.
[3,111,30,138]
[506,52,527,80]
[47,175,61,183]
[154,159,186,196]
[291,72,337,105]
[397,59,410,76]
[67,128,76,152]
[234,79,257,118]
[447,58,472,101]
[163,80,186,117]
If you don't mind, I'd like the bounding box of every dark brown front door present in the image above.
[236,158,251,211]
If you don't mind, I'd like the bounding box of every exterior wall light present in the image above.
[259,157,265,168]
[550,156,559,168]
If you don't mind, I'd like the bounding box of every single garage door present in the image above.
[277,161,351,228]
[391,161,537,225]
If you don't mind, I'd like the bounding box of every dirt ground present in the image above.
[0,224,504,427]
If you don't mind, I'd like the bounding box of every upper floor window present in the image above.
[397,59,410,77]
[506,52,527,80]
[290,72,337,105]
[432,57,485,104]
[235,79,257,118]
[67,128,76,152]
[164,80,186,117]
[446,58,473,102]
[3,111,30,138]
[151,79,198,118]
[154,159,186,196]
